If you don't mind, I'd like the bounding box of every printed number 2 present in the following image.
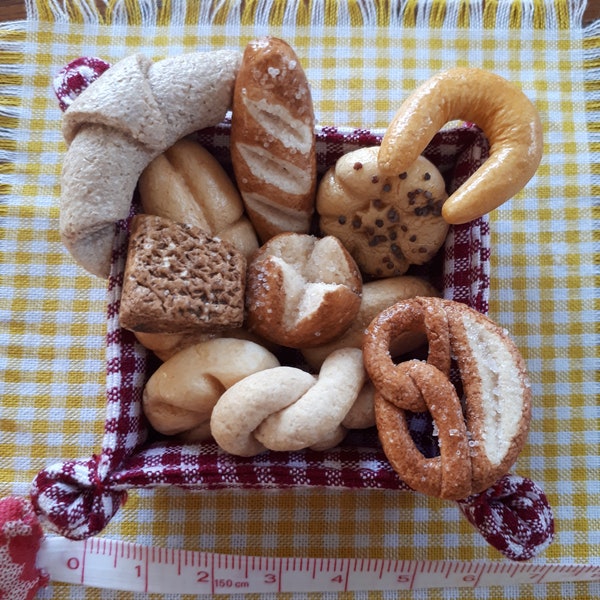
[197,571,210,583]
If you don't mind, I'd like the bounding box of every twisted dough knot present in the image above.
[363,297,532,501]
[210,348,375,456]
[142,338,281,442]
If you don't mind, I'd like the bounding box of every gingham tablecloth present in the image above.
[0,0,598,598]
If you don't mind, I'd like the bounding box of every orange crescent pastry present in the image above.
[363,297,532,500]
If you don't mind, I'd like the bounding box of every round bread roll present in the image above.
[142,338,280,442]
[246,233,362,348]
[300,275,439,368]
[317,146,448,279]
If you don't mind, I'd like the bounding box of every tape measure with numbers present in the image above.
[38,537,600,594]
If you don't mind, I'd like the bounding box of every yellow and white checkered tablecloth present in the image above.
[0,0,598,598]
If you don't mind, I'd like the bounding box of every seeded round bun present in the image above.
[317,146,448,279]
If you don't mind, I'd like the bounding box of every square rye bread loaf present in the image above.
[119,214,246,333]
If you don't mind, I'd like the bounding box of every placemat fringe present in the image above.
[584,18,599,231]
[0,22,25,207]
[26,0,585,28]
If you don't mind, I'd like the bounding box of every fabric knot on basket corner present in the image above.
[30,456,126,540]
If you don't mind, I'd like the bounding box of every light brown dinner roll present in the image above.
[134,326,279,363]
[245,233,362,348]
[139,138,259,259]
[142,338,280,441]
[317,146,449,279]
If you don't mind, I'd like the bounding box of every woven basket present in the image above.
[30,122,554,561]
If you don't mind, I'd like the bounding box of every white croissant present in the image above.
[59,50,242,278]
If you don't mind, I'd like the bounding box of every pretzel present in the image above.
[60,50,241,278]
[142,338,280,442]
[210,348,373,456]
[379,68,543,224]
[363,297,532,500]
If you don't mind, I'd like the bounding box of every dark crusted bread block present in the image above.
[119,214,246,334]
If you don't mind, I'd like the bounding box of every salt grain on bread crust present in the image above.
[301,275,440,368]
[143,338,280,442]
[317,146,449,278]
[363,297,532,500]
[60,50,241,278]
[119,214,246,334]
[139,138,259,260]
[231,36,317,243]
[246,233,362,348]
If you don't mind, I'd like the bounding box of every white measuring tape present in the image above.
[38,537,599,594]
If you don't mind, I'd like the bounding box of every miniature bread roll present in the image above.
[143,338,280,441]
[301,275,440,368]
[379,68,543,224]
[317,146,448,279]
[134,326,278,363]
[363,297,532,500]
[119,214,246,334]
[210,348,369,456]
[231,36,317,242]
[246,233,362,348]
[139,138,259,259]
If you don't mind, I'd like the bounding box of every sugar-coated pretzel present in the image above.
[210,348,374,456]
[379,68,543,224]
[363,297,532,500]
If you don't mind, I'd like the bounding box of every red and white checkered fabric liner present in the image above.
[28,59,554,560]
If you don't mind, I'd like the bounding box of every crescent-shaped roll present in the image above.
[59,50,242,278]
[378,68,543,224]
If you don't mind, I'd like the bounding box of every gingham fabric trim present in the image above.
[26,96,553,558]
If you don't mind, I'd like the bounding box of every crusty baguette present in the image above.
[60,50,241,278]
[230,36,317,243]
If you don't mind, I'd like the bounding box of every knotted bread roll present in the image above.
[211,348,374,456]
